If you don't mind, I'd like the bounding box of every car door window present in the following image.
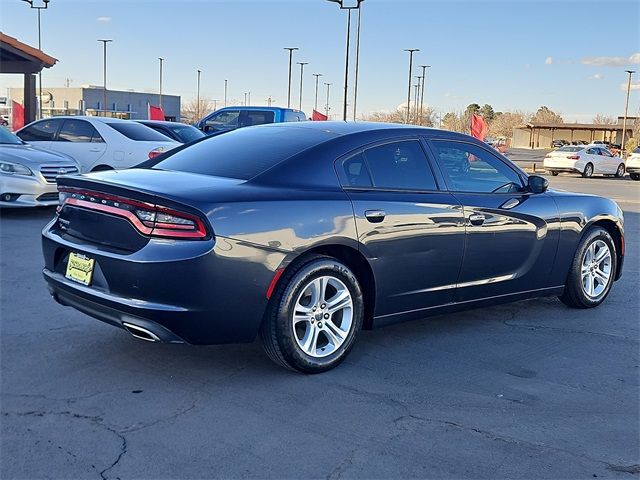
[362,140,438,191]
[342,153,373,188]
[431,140,524,193]
[239,110,275,127]
[16,119,62,142]
[206,111,240,130]
[599,148,613,157]
[586,148,597,155]
[58,119,103,143]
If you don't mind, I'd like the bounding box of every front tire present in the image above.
[582,163,594,178]
[550,171,559,176]
[559,227,616,308]
[615,163,625,178]
[630,173,640,181]
[260,255,364,373]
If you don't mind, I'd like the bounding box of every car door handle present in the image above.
[469,213,485,225]
[89,148,101,152]
[365,210,386,223]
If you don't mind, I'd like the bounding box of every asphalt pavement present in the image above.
[1,174,638,479]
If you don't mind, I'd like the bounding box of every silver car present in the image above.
[0,128,80,208]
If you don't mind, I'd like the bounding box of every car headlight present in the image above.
[0,161,33,176]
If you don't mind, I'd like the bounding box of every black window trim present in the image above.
[425,137,529,195]
[335,136,444,194]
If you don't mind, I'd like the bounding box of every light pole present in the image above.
[327,0,364,121]
[244,92,247,106]
[414,76,421,124]
[419,65,431,125]
[98,39,112,117]
[212,99,219,111]
[196,69,201,121]
[224,79,228,107]
[22,0,50,119]
[297,62,308,111]
[621,70,636,150]
[404,49,419,123]
[284,47,299,108]
[313,73,323,112]
[353,5,362,121]
[266,96,273,107]
[248,91,251,105]
[324,82,332,118]
[158,57,164,109]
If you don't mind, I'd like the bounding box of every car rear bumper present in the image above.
[626,166,640,174]
[42,223,286,345]
[545,167,582,174]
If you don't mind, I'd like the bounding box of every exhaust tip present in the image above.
[123,322,161,342]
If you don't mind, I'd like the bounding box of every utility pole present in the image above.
[158,57,164,109]
[284,47,299,108]
[621,70,636,150]
[224,79,228,107]
[98,39,112,117]
[244,92,247,106]
[404,49,419,123]
[414,76,421,124]
[297,62,308,111]
[196,69,201,121]
[419,65,431,125]
[313,73,323,112]
[324,82,332,118]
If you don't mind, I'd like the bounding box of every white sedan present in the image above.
[626,147,640,181]
[544,145,625,178]
[16,116,179,173]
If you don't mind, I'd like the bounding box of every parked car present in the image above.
[135,120,205,143]
[571,140,588,145]
[544,145,625,178]
[42,122,625,373]
[196,106,307,135]
[626,147,640,180]
[0,127,79,207]
[551,139,569,148]
[16,116,179,173]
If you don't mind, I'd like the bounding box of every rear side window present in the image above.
[152,126,334,180]
[342,153,373,188]
[363,140,437,191]
[17,119,61,142]
[239,110,275,127]
[58,119,103,143]
[105,122,171,141]
[284,111,307,122]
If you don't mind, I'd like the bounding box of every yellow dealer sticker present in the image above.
[65,252,95,286]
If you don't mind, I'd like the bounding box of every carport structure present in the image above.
[514,121,635,149]
[0,32,57,124]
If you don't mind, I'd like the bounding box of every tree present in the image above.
[479,104,496,122]
[365,106,435,126]
[592,114,617,125]
[488,110,531,139]
[181,98,216,125]
[441,111,469,133]
[465,103,481,115]
[531,106,563,124]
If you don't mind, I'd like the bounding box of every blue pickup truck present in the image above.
[196,106,307,135]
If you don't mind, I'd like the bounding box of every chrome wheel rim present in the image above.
[581,240,612,299]
[617,165,624,176]
[292,275,353,358]
[585,165,593,176]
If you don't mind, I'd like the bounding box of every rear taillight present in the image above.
[567,155,580,160]
[58,187,208,239]
[148,147,167,159]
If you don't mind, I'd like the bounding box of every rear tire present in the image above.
[559,227,616,308]
[615,164,625,178]
[260,255,364,373]
[551,171,559,176]
[582,163,594,178]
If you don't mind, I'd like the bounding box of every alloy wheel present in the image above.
[581,239,612,299]
[292,275,353,358]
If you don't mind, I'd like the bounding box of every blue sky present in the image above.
[1,0,638,121]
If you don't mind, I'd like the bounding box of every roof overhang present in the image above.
[0,32,58,74]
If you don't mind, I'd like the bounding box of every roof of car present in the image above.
[136,120,195,128]
[215,106,304,113]
[256,120,438,136]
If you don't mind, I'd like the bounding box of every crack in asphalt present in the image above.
[502,319,636,341]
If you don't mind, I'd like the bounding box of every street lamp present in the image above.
[404,49,419,123]
[313,73,323,112]
[414,80,420,125]
[98,39,112,117]
[621,70,636,150]
[196,69,201,122]
[22,0,50,119]
[284,47,299,108]
[326,0,364,121]
[224,79,228,107]
[297,62,308,111]
[324,82,332,118]
[419,65,431,125]
[158,57,164,109]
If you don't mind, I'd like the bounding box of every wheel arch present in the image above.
[585,218,624,281]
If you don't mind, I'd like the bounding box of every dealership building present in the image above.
[8,85,180,121]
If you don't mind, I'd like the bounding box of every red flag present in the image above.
[148,104,165,120]
[11,101,24,131]
[470,113,488,141]
[312,110,328,121]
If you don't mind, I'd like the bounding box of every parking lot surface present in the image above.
[1,175,638,479]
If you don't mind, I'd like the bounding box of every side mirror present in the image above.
[528,175,549,194]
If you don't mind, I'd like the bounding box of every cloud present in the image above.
[581,53,640,67]
[97,16,111,23]
[588,73,603,80]
[620,82,640,91]
[545,57,553,65]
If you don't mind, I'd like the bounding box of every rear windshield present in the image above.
[106,122,172,141]
[151,126,334,180]
[169,125,205,143]
[557,146,582,152]
[634,147,640,154]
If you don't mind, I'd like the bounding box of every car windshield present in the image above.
[168,125,205,143]
[0,128,24,145]
[151,126,334,180]
[634,147,640,154]
[106,122,172,141]
[557,146,582,152]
